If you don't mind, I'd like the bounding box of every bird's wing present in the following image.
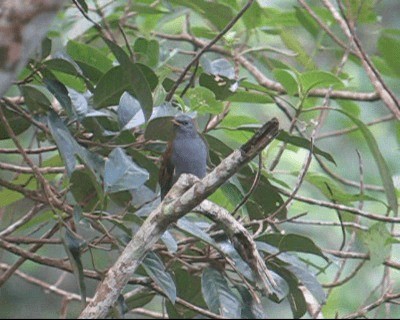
[159,141,175,200]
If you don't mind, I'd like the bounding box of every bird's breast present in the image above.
[171,136,207,180]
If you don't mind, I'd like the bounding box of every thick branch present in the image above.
[79,118,279,318]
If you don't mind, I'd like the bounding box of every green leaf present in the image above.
[242,0,265,29]
[70,168,102,211]
[300,70,344,93]
[287,284,307,318]
[273,69,299,96]
[142,252,176,303]
[256,242,326,305]
[334,109,398,216]
[104,147,149,193]
[67,40,113,74]
[361,222,392,267]
[201,267,241,318]
[0,107,31,140]
[280,29,317,70]
[61,228,86,304]
[188,87,223,115]
[166,268,207,318]
[125,292,155,310]
[44,79,74,118]
[259,233,328,261]
[177,217,216,246]
[294,7,319,38]
[236,285,266,319]
[199,73,236,100]
[170,0,234,30]
[378,29,400,77]
[134,38,160,67]
[239,173,286,219]
[94,64,153,120]
[277,131,336,164]
[40,37,52,59]
[143,102,178,141]
[47,111,104,178]
[226,91,274,104]
[20,85,52,114]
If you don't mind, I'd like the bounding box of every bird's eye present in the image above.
[181,121,188,125]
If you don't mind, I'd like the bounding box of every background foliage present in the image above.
[0,0,399,318]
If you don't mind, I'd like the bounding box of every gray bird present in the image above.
[159,114,208,200]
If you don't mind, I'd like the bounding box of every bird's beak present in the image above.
[171,119,181,126]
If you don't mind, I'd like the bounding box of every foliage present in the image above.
[0,0,399,319]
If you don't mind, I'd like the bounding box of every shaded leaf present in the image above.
[21,85,51,114]
[44,78,74,118]
[236,285,266,319]
[277,130,336,164]
[118,91,145,130]
[142,252,176,303]
[201,267,241,318]
[104,147,149,193]
[361,222,392,267]
[259,233,328,261]
[61,228,86,304]
[0,107,31,140]
[334,109,398,216]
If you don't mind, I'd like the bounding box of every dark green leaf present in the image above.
[142,252,176,303]
[256,242,326,305]
[94,64,153,120]
[277,130,336,164]
[40,37,52,59]
[104,147,149,193]
[61,228,86,304]
[201,267,241,318]
[170,0,234,30]
[21,85,52,114]
[259,233,328,261]
[199,73,236,100]
[125,291,155,310]
[236,285,266,319]
[287,284,307,318]
[0,107,31,140]
[70,168,102,211]
[166,268,206,318]
[144,103,178,141]
[44,79,74,118]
